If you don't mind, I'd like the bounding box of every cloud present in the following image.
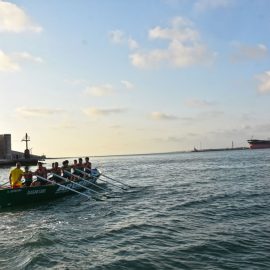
[64,79,88,86]
[151,111,179,120]
[109,30,125,44]
[84,84,114,96]
[230,43,268,62]
[12,52,43,63]
[128,38,139,50]
[130,16,215,69]
[121,80,134,90]
[185,98,215,108]
[256,71,270,94]
[109,29,139,50]
[0,50,19,71]
[0,1,42,32]
[149,17,199,42]
[194,0,232,13]
[0,50,43,72]
[83,107,127,117]
[16,107,65,117]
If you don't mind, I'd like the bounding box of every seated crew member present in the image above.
[23,166,33,187]
[31,162,48,186]
[47,162,55,173]
[84,157,92,174]
[50,162,62,183]
[77,158,85,177]
[9,162,24,188]
[62,160,71,180]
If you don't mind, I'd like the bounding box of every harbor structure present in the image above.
[0,133,44,166]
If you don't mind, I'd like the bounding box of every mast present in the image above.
[22,133,30,150]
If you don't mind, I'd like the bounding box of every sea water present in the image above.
[0,150,270,269]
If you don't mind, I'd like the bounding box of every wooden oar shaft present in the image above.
[37,176,91,199]
[101,173,132,188]
[0,181,10,187]
[52,173,101,195]
[76,169,125,190]
[64,170,106,193]
[74,169,109,191]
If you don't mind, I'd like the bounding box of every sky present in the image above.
[0,0,270,157]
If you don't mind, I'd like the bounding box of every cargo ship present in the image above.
[247,139,270,149]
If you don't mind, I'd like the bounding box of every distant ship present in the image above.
[247,139,270,149]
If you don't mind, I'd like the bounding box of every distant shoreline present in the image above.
[46,147,253,159]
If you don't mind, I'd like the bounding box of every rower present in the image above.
[31,162,48,186]
[62,160,71,179]
[9,162,24,188]
[77,158,85,177]
[50,162,62,183]
[84,157,92,174]
[23,166,33,187]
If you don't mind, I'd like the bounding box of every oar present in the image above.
[36,176,92,200]
[64,171,112,196]
[51,173,106,198]
[101,173,134,188]
[63,171,117,199]
[0,181,10,189]
[76,169,126,191]
[71,170,109,192]
[0,181,10,187]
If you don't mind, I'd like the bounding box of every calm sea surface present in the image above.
[0,150,270,269]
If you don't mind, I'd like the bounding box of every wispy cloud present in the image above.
[12,52,43,63]
[256,71,270,94]
[151,111,179,120]
[109,30,125,44]
[185,98,215,108]
[149,17,199,42]
[0,50,43,72]
[16,107,65,117]
[194,0,232,13]
[0,50,19,71]
[121,80,134,90]
[128,38,139,50]
[84,84,114,96]
[64,79,88,86]
[0,1,42,32]
[129,16,215,69]
[230,43,268,62]
[83,107,127,118]
[109,29,139,50]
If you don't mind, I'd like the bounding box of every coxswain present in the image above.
[23,166,33,187]
[9,162,24,188]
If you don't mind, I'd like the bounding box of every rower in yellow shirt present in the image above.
[9,162,24,188]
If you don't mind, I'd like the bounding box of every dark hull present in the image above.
[247,139,270,149]
[0,177,97,209]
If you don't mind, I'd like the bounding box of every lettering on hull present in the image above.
[27,189,46,195]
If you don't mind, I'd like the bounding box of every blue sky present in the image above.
[0,0,270,157]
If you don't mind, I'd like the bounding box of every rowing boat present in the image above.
[0,169,101,209]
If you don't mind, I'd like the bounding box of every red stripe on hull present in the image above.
[249,144,270,149]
